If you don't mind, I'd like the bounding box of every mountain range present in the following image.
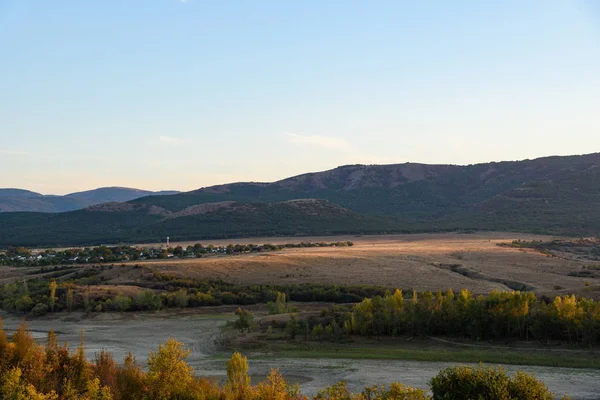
[0,187,179,213]
[1,152,599,247]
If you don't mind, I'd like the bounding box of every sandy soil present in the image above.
[1,311,599,399]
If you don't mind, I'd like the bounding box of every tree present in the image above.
[116,353,144,400]
[174,289,188,308]
[48,281,57,312]
[286,315,300,339]
[71,333,90,393]
[0,367,58,400]
[135,291,161,310]
[255,369,301,400]
[508,371,554,400]
[226,352,251,397]
[94,350,118,397]
[146,339,194,400]
[15,296,34,313]
[234,308,253,334]
[112,294,132,312]
[84,378,113,400]
[83,286,90,313]
[66,288,74,313]
[172,246,183,257]
[312,324,324,340]
[315,381,357,400]
[387,382,430,400]
[268,292,288,315]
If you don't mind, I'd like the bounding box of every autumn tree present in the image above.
[48,280,58,312]
[226,351,251,398]
[146,339,194,400]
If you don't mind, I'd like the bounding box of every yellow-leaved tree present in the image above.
[146,339,194,400]
[226,351,252,399]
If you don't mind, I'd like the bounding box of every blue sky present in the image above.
[1,1,599,194]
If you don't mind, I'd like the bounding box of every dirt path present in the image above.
[2,311,599,399]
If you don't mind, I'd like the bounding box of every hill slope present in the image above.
[0,199,399,246]
[0,187,179,213]
[0,189,43,198]
[133,153,600,233]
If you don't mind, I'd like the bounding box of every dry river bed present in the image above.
[1,311,599,399]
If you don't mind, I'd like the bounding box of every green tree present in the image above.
[172,246,184,257]
[286,315,300,339]
[268,292,288,315]
[174,289,188,308]
[234,308,253,334]
[112,294,132,312]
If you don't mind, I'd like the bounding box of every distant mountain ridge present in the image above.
[133,152,600,216]
[1,152,599,246]
[0,187,179,213]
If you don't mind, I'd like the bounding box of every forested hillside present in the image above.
[0,200,399,247]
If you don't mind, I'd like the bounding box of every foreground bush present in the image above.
[430,365,567,400]
[0,319,568,400]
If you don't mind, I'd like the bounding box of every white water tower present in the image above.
[166,236,170,248]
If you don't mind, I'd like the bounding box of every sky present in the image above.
[1,1,599,194]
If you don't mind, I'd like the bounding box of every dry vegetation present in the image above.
[137,233,600,298]
[4,233,600,299]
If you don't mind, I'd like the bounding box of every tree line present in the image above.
[0,271,386,316]
[0,320,568,399]
[270,289,600,347]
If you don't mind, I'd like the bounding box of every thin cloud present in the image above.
[159,135,184,144]
[285,133,350,151]
[284,133,396,165]
[0,149,29,156]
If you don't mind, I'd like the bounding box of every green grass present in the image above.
[227,340,600,369]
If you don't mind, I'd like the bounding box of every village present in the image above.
[0,240,354,267]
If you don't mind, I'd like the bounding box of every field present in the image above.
[4,232,600,298]
[136,232,600,297]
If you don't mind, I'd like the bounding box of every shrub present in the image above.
[31,302,49,316]
[15,296,34,313]
[430,365,561,400]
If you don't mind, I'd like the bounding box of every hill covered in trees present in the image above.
[0,200,398,247]
[1,153,599,246]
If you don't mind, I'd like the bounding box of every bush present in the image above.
[15,296,34,313]
[31,302,49,316]
[430,365,561,400]
[113,294,132,312]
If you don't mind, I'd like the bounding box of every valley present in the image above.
[1,310,599,399]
